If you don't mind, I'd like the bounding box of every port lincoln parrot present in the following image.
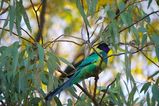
[45,43,110,101]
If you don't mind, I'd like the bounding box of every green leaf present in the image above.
[15,1,22,36]
[121,11,132,27]
[155,47,159,62]
[0,0,4,9]
[128,86,137,105]
[140,82,151,93]
[54,96,63,106]
[87,0,97,16]
[9,5,15,35]
[47,52,59,73]
[67,87,78,99]
[146,93,151,106]
[151,34,159,61]
[141,34,147,47]
[109,20,119,50]
[151,34,159,46]
[40,71,48,85]
[125,46,133,81]
[152,84,159,101]
[20,2,32,32]
[76,0,90,27]
[107,9,116,19]
[18,71,28,92]
[59,57,75,69]
[37,43,44,68]
[30,97,41,106]
[67,99,73,106]
[147,0,152,9]
[1,17,9,39]
[11,42,19,76]
[131,26,140,45]
[118,1,125,11]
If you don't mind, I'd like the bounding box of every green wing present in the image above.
[77,53,99,68]
[71,53,101,84]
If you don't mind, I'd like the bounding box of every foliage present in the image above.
[0,0,159,106]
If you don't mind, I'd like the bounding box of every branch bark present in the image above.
[35,0,47,44]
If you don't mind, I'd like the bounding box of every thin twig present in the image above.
[119,10,159,33]
[0,18,36,42]
[76,84,99,106]
[115,0,146,19]
[0,7,9,15]
[93,75,99,100]
[128,43,159,68]
[37,1,43,11]
[44,35,85,48]
[36,0,46,44]
[55,40,83,46]
[30,0,40,29]
[85,25,90,43]
[103,0,145,32]
[141,51,159,68]
[99,78,116,105]
[21,27,35,42]
[90,23,100,39]
[0,27,35,45]
[44,34,64,48]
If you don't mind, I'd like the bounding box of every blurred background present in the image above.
[0,0,159,105]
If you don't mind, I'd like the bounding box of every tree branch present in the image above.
[0,27,35,45]
[119,10,159,33]
[76,84,99,106]
[0,18,36,42]
[35,0,47,44]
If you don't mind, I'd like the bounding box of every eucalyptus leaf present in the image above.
[147,0,152,9]
[141,34,147,47]
[86,0,97,16]
[54,97,63,106]
[140,82,151,93]
[76,0,90,27]
[59,57,75,69]
[152,84,159,101]
[20,2,32,32]
[37,43,44,68]
[15,1,22,36]
[9,5,15,35]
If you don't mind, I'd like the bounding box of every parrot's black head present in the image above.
[97,43,110,53]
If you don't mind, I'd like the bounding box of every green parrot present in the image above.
[45,43,110,101]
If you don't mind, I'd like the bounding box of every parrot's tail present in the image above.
[45,79,72,101]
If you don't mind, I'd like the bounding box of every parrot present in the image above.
[45,43,110,101]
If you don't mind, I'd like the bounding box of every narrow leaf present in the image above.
[118,1,125,11]
[140,82,151,93]
[54,96,63,106]
[59,57,75,69]
[0,0,4,9]
[155,46,159,62]
[37,43,44,68]
[15,1,22,36]
[147,0,152,9]
[152,84,159,101]
[141,34,147,47]
[11,42,19,76]
[21,3,32,32]
[151,34,159,46]
[9,5,15,35]
[87,0,97,16]
[76,0,90,27]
